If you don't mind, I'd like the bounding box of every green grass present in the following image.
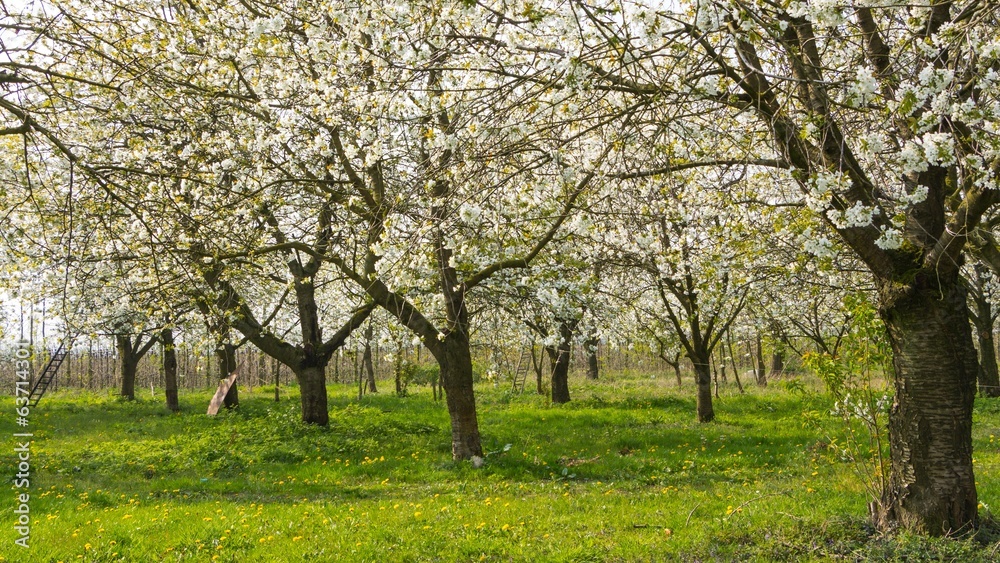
[1,373,999,561]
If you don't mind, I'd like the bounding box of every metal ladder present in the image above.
[511,347,532,393]
[28,338,73,407]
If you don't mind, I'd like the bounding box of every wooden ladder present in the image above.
[511,347,532,393]
[28,338,73,407]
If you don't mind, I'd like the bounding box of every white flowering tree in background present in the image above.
[964,263,1000,397]
[607,166,772,421]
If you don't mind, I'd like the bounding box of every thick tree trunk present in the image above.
[875,278,978,534]
[295,364,329,426]
[216,341,239,409]
[769,350,785,379]
[120,358,138,400]
[548,321,575,404]
[435,334,483,459]
[162,328,179,412]
[547,342,572,404]
[584,335,599,380]
[116,335,139,400]
[692,356,714,423]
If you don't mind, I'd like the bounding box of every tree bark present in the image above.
[162,328,179,412]
[976,325,1000,397]
[769,350,785,380]
[969,272,1000,397]
[116,334,156,401]
[549,346,571,403]
[584,334,599,380]
[659,351,682,387]
[362,323,377,393]
[119,355,138,400]
[547,320,576,404]
[755,333,767,387]
[434,333,483,459]
[875,277,979,534]
[216,340,238,409]
[692,356,714,423]
[273,357,280,402]
[296,364,328,426]
[531,345,545,395]
[394,355,404,397]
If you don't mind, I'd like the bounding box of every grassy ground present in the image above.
[1,372,999,561]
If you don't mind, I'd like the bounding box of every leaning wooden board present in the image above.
[207,371,239,415]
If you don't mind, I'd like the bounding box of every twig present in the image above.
[724,492,783,520]
[685,501,704,527]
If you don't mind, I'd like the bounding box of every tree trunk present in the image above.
[716,346,727,383]
[660,351,682,387]
[120,358,138,400]
[395,361,404,396]
[216,341,238,409]
[273,357,280,402]
[116,335,139,400]
[971,286,1000,397]
[162,328,179,412]
[732,358,745,395]
[547,341,572,404]
[584,334,599,380]
[976,327,1000,397]
[531,345,545,395]
[755,333,767,387]
[713,360,720,399]
[692,356,714,423]
[295,364,329,426]
[548,321,575,404]
[434,333,483,459]
[875,278,978,534]
[769,350,785,380]
[363,323,377,393]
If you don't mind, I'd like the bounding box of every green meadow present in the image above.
[2,373,999,562]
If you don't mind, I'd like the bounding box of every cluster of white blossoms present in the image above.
[847,67,879,106]
[826,201,877,231]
